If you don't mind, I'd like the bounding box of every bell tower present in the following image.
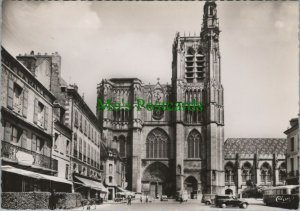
[201,1,224,194]
[172,0,224,195]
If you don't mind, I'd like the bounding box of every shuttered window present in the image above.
[22,88,28,117]
[33,98,38,124]
[31,134,37,151]
[7,77,14,109]
[74,110,78,128]
[11,126,20,143]
[21,130,28,149]
[4,122,11,142]
[44,106,49,130]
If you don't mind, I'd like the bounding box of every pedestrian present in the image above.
[146,195,148,203]
[127,195,132,205]
[140,195,143,203]
[49,189,56,210]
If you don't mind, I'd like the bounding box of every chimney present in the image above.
[17,51,37,76]
[290,118,298,127]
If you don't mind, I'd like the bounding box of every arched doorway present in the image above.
[225,189,233,195]
[184,176,198,199]
[142,162,171,198]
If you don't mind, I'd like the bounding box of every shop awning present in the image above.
[74,176,103,191]
[98,183,109,193]
[2,165,72,185]
[116,187,135,196]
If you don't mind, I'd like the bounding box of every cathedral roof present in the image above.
[224,138,287,156]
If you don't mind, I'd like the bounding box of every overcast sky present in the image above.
[2,1,298,139]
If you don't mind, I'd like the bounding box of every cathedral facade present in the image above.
[97,1,224,198]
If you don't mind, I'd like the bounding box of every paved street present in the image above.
[74,200,292,211]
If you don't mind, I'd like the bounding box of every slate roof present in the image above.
[224,138,287,156]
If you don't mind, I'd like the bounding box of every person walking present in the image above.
[140,195,143,203]
[49,189,56,210]
[127,195,132,205]
[145,195,148,203]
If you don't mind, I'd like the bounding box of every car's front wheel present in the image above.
[221,203,226,208]
[205,201,211,205]
[240,203,248,209]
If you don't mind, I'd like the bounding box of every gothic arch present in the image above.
[225,162,235,184]
[241,162,253,183]
[187,129,203,158]
[278,162,287,182]
[142,162,172,197]
[187,47,195,55]
[146,128,170,158]
[184,176,198,198]
[260,162,272,184]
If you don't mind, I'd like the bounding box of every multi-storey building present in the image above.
[52,102,72,188]
[17,51,106,199]
[60,84,105,199]
[285,118,299,185]
[97,1,224,198]
[100,140,127,200]
[224,138,287,196]
[1,47,72,192]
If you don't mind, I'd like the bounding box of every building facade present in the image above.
[100,142,127,200]
[52,102,72,189]
[16,50,106,199]
[1,47,72,192]
[97,1,224,198]
[285,118,299,185]
[224,138,287,196]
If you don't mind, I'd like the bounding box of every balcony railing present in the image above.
[2,141,58,171]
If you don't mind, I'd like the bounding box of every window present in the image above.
[119,135,126,157]
[225,162,235,184]
[73,133,78,157]
[278,163,286,182]
[291,137,295,152]
[109,164,113,174]
[79,114,82,131]
[84,119,87,135]
[36,137,44,154]
[66,140,70,156]
[11,125,21,143]
[65,164,69,179]
[13,83,23,113]
[146,128,169,158]
[79,138,82,160]
[88,145,90,164]
[54,133,59,150]
[261,162,272,183]
[83,141,86,162]
[74,110,78,128]
[92,127,94,142]
[241,162,252,182]
[37,102,44,127]
[109,176,113,183]
[187,130,202,158]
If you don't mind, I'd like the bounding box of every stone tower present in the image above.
[171,1,224,194]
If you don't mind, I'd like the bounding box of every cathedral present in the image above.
[97,1,225,198]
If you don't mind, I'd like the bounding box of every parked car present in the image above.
[215,195,248,208]
[176,191,188,202]
[160,195,168,201]
[202,194,216,205]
